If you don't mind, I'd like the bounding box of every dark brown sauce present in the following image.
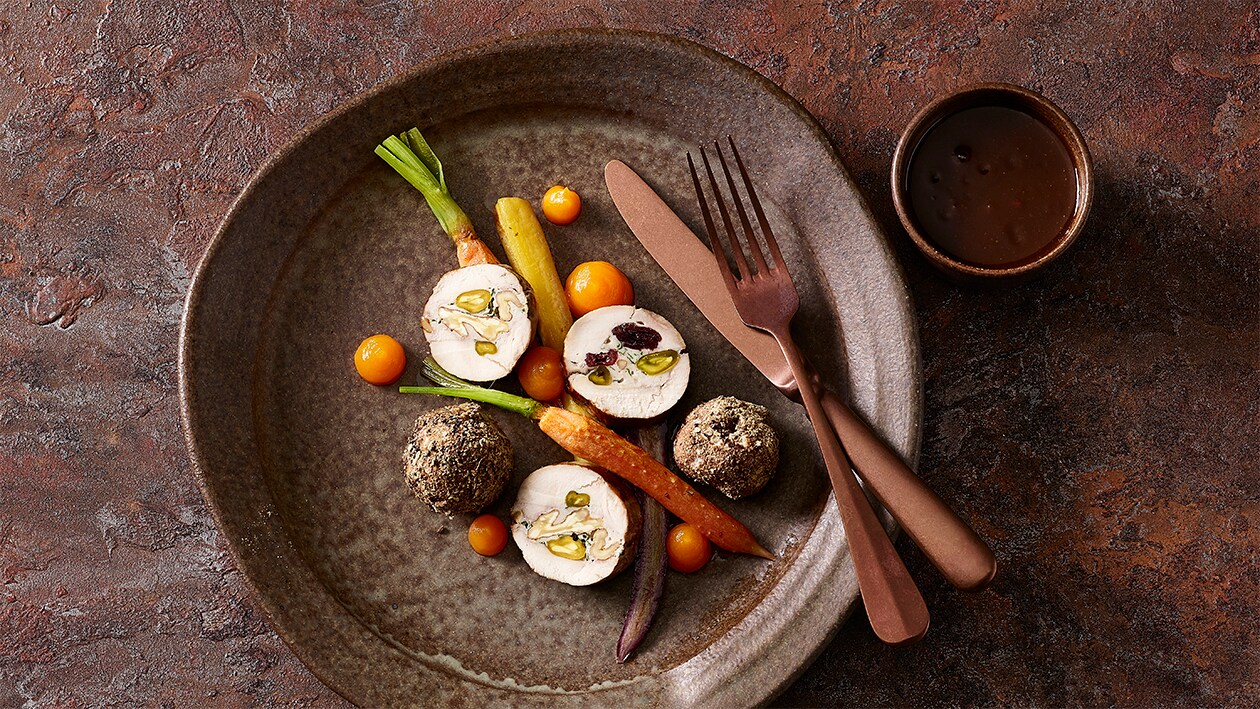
[907,105,1078,267]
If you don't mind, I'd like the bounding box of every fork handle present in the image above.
[817,388,998,591]
[772,330,930,645]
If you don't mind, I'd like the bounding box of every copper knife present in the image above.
[605,159,996,592]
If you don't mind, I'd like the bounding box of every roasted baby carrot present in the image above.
[495,197,572,351]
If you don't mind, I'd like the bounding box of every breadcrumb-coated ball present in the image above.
[403,403,512,514]
[672,396,779,499]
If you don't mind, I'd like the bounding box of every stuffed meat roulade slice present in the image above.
[563,305,690,420]
[421,263,534,382]
[511,463,641,586]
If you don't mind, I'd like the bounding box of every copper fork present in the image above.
[688,138,930,645]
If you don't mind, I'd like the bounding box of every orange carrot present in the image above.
[455,234,499,267]
[537,407,773,558]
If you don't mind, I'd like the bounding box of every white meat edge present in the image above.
[422,263,534,382]
[510,463,640,586]
[563,305,690,419]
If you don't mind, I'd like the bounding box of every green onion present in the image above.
[375,129,474,240]
[420,357,479,389]
[400,357,541,419]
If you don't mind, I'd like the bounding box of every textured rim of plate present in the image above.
[178,28,921,707]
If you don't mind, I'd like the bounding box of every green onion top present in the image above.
[374,129,473,239]
[399,357,542,419]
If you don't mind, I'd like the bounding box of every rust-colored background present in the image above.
[2,1,1256,706]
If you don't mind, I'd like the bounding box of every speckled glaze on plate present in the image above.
[178,29,920,708]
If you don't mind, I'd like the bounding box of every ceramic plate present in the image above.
[179,29,919,707]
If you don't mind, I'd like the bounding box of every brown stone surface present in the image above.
[0,1,1255,706]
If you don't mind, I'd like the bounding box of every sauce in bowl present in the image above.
[906,105,1078,268]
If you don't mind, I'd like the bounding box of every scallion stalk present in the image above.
[401,357,541,419]
[375,129,498,266]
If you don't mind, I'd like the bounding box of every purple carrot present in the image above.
[617,424,671,663]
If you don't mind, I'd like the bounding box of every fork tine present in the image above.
[699,146,753,282]
[728,136,787,275]
[688,152,738,291]
[715,140,770,275]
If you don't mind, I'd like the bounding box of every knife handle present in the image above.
[817,387,997,592]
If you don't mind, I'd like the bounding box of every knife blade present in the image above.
[605,159,997,592]
[603,159,799,394]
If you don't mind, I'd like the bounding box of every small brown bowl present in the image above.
[891,83,1093,282]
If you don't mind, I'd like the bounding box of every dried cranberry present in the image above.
[585,349,618,367]
[612,322,662,350]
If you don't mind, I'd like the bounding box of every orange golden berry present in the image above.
[468,514,509,556]
[565,261,634,317]
[354,334,406,385]
[542,185,581,225]
[666,522,713,573]
[517,346,566,402]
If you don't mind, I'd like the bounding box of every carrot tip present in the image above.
[749,542,776,560]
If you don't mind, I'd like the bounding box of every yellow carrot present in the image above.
[495,197,572,350]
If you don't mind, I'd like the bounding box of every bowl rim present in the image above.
[890,82,1094,279]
